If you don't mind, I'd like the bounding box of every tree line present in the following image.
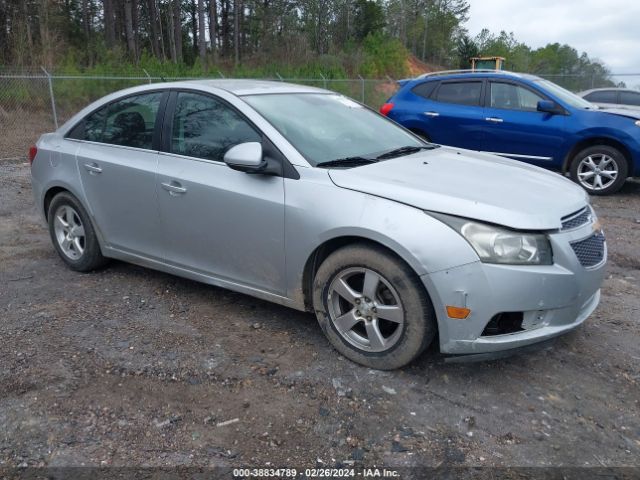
[2,0,426,69]
[456,29,617,90]
[0,0,617,87]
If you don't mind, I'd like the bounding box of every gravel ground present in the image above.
[1,159,639,472]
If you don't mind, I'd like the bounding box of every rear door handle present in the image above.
[84,163,102,174]
[161,181,187,195]
[423,111,440,117]
[485,117,503,123]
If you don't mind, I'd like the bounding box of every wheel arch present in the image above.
[43,186,71,220]
[301,235,431,313]
[42,184,105,249]
[562,136,632,175]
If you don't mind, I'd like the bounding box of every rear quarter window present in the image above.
[620,91,640,106]
[411,81,438,100]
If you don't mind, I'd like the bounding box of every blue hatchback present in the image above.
[381,71,640,195]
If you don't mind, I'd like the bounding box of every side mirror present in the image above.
[537,100,564,115]
[223,142,265,173]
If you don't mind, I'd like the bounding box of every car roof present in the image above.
[160,79,328,96]
[55,79,332,143]
[579,87,639,95]
[409,70,541,83]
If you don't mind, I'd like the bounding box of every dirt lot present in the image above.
[1,159,639,472]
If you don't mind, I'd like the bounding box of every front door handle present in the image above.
[161,181,187,195]
[485,117,504,123]
[423,111,440,117]
[84,163,102,174]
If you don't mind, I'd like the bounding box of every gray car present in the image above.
[579,87,640,111]
[30,80,606,369]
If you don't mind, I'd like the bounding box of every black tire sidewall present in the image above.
[47,192,106,272]
[570,145,628,195]
[312,243,436,370]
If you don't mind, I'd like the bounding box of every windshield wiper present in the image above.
[316,156,379,168]
[375,145,438,160]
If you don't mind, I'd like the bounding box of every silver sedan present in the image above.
[30,80,606,369]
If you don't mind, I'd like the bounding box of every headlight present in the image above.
[635,120,640,127]
[430,213,553,265]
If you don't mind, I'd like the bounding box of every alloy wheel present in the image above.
[326,267,405,353]
[576,154,619,191]
[53,205,86,260]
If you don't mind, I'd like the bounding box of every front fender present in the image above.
[316,195,479,276]
[283,169,478,309]
[563,127,640,174]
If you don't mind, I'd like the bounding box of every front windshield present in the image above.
[534,79,595,109]
[242,93,424,166]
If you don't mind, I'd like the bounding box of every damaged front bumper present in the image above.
[422,220,606,356]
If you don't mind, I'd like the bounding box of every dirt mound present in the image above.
[405,55,443,77]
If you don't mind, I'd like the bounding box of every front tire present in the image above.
[312,243,436,370]
[569,145,628,195]
[47,192,108,272]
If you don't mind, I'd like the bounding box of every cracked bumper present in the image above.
[421,223,606,355]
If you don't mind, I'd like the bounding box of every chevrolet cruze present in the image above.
[30,80,606,369]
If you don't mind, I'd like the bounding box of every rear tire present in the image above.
[312,243,436,370]
[569,145,627,195]
[47,192,108,272]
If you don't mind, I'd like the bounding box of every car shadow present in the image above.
[96,259,586,383]
[614,178,640,195]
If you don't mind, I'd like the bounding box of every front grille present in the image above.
[571,233,606,267]
[561,207,591,230]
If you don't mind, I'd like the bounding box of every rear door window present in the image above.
[69,92,163,150]
[434,81,483,106]
[584,90,618,104]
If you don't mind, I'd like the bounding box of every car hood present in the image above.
[596,107,640,120]
[328,147,588,230]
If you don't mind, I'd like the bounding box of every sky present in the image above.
[464,0,640,76]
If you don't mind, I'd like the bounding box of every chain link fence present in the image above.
[2,69,640,160]
[0,70,398,160]
[537,73,640,92]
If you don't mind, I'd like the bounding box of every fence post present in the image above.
[358,75,365,103]
[320,73,327,89]
[41,66,58,129]
[142,68,152,84]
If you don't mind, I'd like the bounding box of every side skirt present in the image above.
[102,246,304,311]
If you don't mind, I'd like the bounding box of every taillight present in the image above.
[28,145,37,165]
[380,102,394,116]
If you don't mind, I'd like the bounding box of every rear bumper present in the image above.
[421,222,606,355]
[30,169,48,221]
